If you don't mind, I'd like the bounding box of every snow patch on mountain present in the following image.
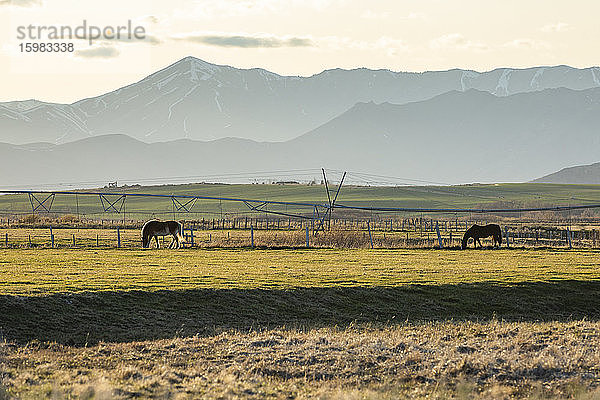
[495,69,513,96]
[592,67,600,86]
[188,57,220,82]
[214,91,223,112]
[461,71,479,91]
[530,68,546,90]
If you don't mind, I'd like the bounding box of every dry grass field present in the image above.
[1,225,595,250]
[3,322,600,399]
[2,247,600,398]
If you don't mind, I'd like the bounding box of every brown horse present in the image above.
[142,220,185,248]
[462,224,502,249]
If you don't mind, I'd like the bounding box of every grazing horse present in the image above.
[142,220,185,249]
[462,224,502,249]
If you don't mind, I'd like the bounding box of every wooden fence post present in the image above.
[504,226,510,248]
[435,222,443,249]
[251,225,254,248]
[367,221,374,249]
[567,228,572,249]
[305,226,310,248]
[117,228,121,248]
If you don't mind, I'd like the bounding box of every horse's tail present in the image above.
[177,222,186,243]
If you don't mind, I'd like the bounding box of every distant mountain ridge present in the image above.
[533,162,600,184]
[1,57,600,144]
[2,86,600,188]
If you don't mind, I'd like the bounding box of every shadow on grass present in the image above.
[2,280,599,345]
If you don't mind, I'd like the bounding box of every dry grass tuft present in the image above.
[3,321,600,399]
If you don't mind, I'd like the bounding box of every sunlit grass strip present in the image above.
[1,248,600,295]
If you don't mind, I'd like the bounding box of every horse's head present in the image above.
[142,235,149,248]
[461,234,469,250]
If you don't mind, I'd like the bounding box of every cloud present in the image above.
[180,0,346,18]
[0,0,41,6]
[137,15,159,25]
[430,33,488,51]
[503,38,550,50]
[174,33,313,48]
[319,35,409,57]
[105,34,162,45]
[361,10,390,19]
[75,46,120,59]
[541,22,571,33]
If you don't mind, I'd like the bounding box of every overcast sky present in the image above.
[1,0,599,103]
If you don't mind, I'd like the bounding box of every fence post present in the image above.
[50,227,54,248]
[4,232,7,247]
[251,225,254,248]
[305,226,310,248]
[367,221,374,249]
[567,228,572,249]
[117,228,121,248]
[190,228,195,247]
[72,234,76,247]
[96,234,99,247]
[28,235,32,247]
[435,222,443,249]
[504,226,510,248]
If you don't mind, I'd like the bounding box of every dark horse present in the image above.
[142,220,185,249]
[462,224,502,249]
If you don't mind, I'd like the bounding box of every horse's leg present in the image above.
[477,238,483,248]
[155,235,160,249]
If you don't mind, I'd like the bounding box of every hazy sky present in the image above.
[1,0,599,103]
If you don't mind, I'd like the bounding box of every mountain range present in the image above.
[2,57,600,187]
[1,82,600,188]
[2,57,600,144]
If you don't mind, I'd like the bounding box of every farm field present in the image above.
[2,248,600,398]
[2,182,600,221]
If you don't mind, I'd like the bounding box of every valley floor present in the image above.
[1,248,600,398]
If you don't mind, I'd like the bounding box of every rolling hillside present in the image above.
[2,179,600,219]
[533,162,600,184]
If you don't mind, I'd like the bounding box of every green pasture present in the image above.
[1,247,600,345]
[1,182,599,220]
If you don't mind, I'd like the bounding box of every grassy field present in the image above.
[2,182,600,221]
[2,247,600,398]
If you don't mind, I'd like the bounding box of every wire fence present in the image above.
[1,219,597,250]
